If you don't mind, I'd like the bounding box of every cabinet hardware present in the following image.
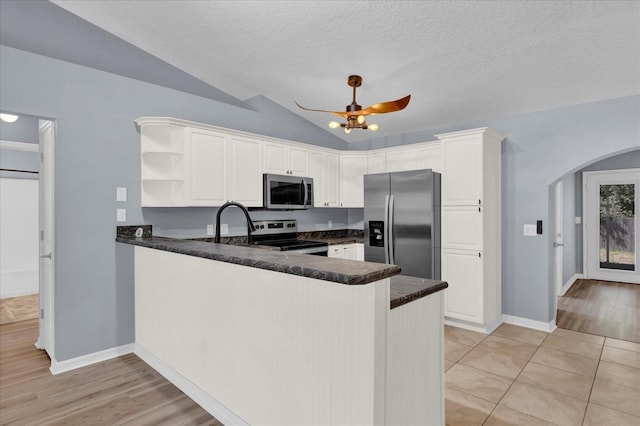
[479,207,481,213]
[478,199,481,205]
[478,252,482,258]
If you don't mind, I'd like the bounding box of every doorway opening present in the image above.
[0,113,55,363]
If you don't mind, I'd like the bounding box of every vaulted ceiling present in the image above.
[42,1,640,141]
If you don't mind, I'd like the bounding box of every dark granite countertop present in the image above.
[389,276,448,310]
[298,229,364,245]
[116,236,400,285]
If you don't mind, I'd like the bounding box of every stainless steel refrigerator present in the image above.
[364,169,441,279]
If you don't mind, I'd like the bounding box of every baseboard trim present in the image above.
[49,343,134,375]
[559,274,583,296]
[444,316,503,334]
[135,343,248,426]
[502,314,556,333]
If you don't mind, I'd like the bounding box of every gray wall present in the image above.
[350,96,640,324]
[0,45,345,361]
[0,113,40,143]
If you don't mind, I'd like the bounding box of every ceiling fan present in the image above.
[295,75,411,134]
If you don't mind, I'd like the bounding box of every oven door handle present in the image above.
[286,246,327,255]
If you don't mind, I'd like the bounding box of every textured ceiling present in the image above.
[52,0,640,142]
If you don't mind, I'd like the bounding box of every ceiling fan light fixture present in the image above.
[296,74,410,136]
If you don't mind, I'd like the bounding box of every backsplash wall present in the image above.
[144,207,365,239]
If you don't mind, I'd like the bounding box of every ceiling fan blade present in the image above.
[295,101,346,117]
[359,95,411,116]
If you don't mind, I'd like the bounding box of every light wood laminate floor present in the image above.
[0,294,39,325]
[0,319,221,425]
[557,279,640,343]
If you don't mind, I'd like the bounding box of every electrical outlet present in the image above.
[116,187,127,202]
[117,208,126,222]
[221,223,229,235]
[328,220,333,229]
[207,224,214,235]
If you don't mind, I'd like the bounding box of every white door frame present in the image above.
[35,119,55,361]
[583,169,640,284]
[554,181,564,296]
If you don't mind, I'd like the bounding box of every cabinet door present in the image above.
[288,146,310,176]
[342,244,356,260]
[442,249,483,323]
[416,144,443,173]
[442,137,482,205]
[324,153,340,207]
[188,128,227,206]
[263,142,288,175]
[228,136,263,207]
[310,151,325,207]
[442,206,483,250]
[340,154,367,207]
[328,244,346,258]
[367,152,386,174]
[386,149,416,172]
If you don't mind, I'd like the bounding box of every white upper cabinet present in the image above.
[440,135,483,205]
[386,148,416,173]
[137,117,264,207]
[263,142,310,177]
[139,123,187,206]
[415,143,443,173]
[339,153,367,207]
[188,128,227,206]
[310,150,340,207]
[228,135,263,207]
[437,129,502,207]
[367,152,386,174]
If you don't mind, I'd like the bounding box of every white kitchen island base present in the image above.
[133,245,444,425]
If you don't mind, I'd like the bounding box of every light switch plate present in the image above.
[523,224,537,236]
[575,217,582,224]
[221,223,229,235]
[207,224,214,235]
[116,187,127,202]
[117,208,127,222]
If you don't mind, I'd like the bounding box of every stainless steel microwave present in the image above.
[263,174,314,209]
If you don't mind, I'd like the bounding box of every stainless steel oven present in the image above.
[263,174,313,210]
[250,220,328,256]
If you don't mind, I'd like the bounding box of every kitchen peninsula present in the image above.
[117,230,447,425]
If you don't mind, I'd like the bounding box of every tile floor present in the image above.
[0,294,39,325]
[445,323,640,426]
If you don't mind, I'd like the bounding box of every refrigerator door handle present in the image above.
[384,195,390,264]
[388,194,395,264]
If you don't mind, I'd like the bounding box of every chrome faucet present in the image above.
[214,201,256,244]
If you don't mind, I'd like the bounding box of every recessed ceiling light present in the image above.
[0,113,19,123]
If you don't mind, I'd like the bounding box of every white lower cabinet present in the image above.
[442,249,484,324]
[328,244,355,260]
